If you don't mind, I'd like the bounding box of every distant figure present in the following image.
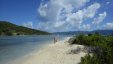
[54,37,57,44]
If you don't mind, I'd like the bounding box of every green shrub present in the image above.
[72,33,113,64]
[80,54,101,64]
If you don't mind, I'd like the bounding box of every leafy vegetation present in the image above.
[79,54,101,64]
[71,33,113,64]
[0,21,50,35]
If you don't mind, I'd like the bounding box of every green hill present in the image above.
[0,21,50,35]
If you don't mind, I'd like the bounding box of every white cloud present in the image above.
[106,2,110,4]
[82,24,91,30]
[83,3,100,18]
[93,12,107,24]
[37,0,101,32]
[38,3,48,17]
[65,3,101,30]
[104,22,113,29]
[38,0,90,21]
[23,22,33,28]
[66,10,83,28]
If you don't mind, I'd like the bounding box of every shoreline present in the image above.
[8,37,87,64]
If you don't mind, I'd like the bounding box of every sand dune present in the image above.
[9,37,87,64]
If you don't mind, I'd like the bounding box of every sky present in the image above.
[0,0,113,32]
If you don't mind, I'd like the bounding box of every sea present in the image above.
[0,35,72,64]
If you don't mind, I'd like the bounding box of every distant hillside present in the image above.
[53,31,89,35]
[0,21,50,36]
[92,30,113,35]
[53,30,113,35]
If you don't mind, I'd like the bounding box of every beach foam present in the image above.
[9,37,87,64]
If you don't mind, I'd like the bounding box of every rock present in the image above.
[67,46,83,54]
[68,37,75,44]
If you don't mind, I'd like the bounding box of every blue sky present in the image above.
[0,0,113,32]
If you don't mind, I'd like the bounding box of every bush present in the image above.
[80,54,101,64]
[72,33,113,64]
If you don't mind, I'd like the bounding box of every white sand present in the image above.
[9,37,87,64]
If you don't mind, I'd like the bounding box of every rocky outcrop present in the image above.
[68,37,76,44]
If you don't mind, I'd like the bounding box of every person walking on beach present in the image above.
[54,37,57,44]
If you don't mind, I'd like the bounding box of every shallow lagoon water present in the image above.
[0,35,71,64]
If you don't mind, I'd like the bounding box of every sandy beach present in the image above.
[8,37,87,64]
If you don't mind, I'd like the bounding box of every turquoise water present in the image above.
[0,35,70,64]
